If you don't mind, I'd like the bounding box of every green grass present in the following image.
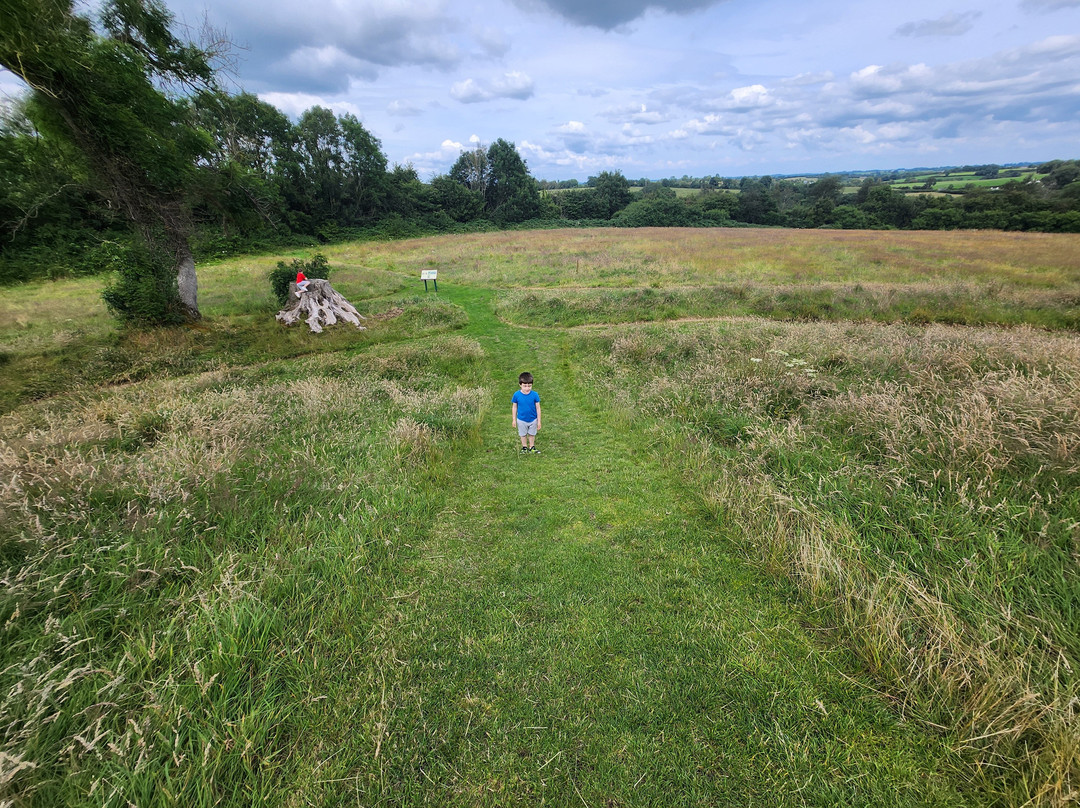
[364,319,971,805]
[568,318,1080,805]
[890,172,1045,191]
[495,282,1080,330]
[2,230,1078,806]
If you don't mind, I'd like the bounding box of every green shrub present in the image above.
[101,239,187,325]
[269,253,331,306]
[612,197,708,228]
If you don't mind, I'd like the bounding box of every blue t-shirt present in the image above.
[512,389,540,422]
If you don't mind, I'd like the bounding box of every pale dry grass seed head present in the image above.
[389,418,436,462]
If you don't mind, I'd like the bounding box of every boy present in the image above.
[511,371,542,454]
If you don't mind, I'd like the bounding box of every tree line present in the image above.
[2,0,1079,323]
[554,169,1080,232]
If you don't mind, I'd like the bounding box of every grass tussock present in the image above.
[574,320,1080,804]
[496,282,1080,330]
[0,341,489,806]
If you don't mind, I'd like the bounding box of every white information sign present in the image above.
[421,270,438,280]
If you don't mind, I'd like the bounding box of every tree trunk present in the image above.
[175,242,200,319]
[276,279,367,333]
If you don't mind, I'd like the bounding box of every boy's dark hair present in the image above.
[518,372,534,385]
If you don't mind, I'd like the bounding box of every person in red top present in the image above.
[295,271,310,294]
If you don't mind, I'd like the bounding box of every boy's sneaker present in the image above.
[520,446,529,454]
[530,447,541,454]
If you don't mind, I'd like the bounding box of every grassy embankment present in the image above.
[1,228,1078,805]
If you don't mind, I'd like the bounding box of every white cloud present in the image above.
[519,139,629,172]
[403,137,475,176]
[496,71,536,99]
[683,114,727,136]
[600,102,672,125]
[257,91,363,119]
[781,72,835,87]
[848,64,934,97]
[451,71,535,103]
[450,79,486,103]
[168,0,470,94]
[387,100,423,116]
[727,84,773,109]
[645,30,1080,168]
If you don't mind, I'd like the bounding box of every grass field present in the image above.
[1,228,1078,806]
[891,172,1044,192]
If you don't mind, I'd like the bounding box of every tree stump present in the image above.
[275,278,367,333]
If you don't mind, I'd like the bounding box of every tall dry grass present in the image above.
[575,319,1080,805]
[0,338,489,805]
[496,280,1080,329]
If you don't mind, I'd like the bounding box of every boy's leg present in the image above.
[518,419,538,451]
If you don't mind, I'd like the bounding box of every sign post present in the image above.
[421,269,438,292]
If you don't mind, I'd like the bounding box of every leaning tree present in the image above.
[0,0,221,321]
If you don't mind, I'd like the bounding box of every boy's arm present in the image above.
[535,402,541,430]
[511,401,518,427]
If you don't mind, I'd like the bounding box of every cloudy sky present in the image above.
[5,0,1080,179]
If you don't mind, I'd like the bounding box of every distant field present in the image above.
[627,186,703,197]
[328,226,1080,291]
[892,171,1044,191]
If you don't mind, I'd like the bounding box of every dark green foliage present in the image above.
[640,182,677,200]
[429,175,484,223]
[448,145,490,198]
[268,253,330,306]
[550,172,634,221]
[447,139,544,224]
[288,107,388,226]
[736,178,783,225]
[613,196,707,227]
[589,171,632,216]
[101,238,186,324]
[551,189,603,220]
[1040,159,1080,190]
[485,139,541,224]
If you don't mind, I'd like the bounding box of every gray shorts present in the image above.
[517,419,538,437]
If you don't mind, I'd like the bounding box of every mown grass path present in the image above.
[364,286,972,806]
